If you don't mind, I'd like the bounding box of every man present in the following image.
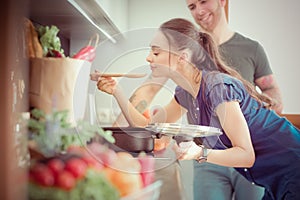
[186,0,283,114]
[113,0,283,199]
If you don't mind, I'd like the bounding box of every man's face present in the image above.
[185,0,224,32]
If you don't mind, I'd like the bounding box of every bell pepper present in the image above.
[73,34,99,62]
[72,45,96,62]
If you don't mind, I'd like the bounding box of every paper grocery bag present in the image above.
[29,57,91,123]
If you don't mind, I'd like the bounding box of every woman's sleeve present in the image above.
[206,79,244,115]
[174,86,190,110]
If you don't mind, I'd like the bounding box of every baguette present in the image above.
[24,18,43,58]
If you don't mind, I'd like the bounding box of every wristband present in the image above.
[197,146,208,163]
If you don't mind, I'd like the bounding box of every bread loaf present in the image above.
[24,18,43,58]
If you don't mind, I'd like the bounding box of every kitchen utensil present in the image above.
[145,123,222,137]
[102,127,158,153]
[100,73,147,78]
[145,123,222,147]
[90,72,147,81]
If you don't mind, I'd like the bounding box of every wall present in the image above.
[229,0,300,113]
[96,0,129,32]
[128,0,194,29]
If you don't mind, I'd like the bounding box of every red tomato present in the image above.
[56,170,76,190]
[30,163,55,186]
[47,158,65,177]
[65,158,87,179]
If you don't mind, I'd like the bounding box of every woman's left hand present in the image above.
[173,141,203,161]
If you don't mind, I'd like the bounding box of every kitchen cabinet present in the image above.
[28,0,127,52]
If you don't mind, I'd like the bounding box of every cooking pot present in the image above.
[103,127,158,153]
[102,123,222,154]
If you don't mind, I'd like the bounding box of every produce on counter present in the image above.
[28,108,115,157]
[29,143,156,200]
[28,109,157,199]
[29,151,119,200]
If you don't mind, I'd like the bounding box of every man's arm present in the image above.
[112,76,168,127]
[255,74,283,114]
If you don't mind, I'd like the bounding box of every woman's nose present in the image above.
[146,54,152,62]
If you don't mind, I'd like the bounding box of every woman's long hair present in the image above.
[159,18,273,108]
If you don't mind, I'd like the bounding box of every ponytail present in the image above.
[198,31,273,108]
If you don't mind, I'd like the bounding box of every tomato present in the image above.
[56,170,76,190]
[47,158,65,177]
[65,158,87,179]
[30,163,55,186]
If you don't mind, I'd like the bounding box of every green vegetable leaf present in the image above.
[37,25,65,57]
[28,109,115,157]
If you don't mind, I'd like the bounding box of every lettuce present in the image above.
[37,25,65,57]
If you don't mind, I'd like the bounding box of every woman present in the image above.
[96,18,300,200]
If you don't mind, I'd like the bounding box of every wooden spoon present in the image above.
[90,72,147,81]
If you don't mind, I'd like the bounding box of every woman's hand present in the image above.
[154,135,172,152]
[97,77,117,95]
[173,141,203,161]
